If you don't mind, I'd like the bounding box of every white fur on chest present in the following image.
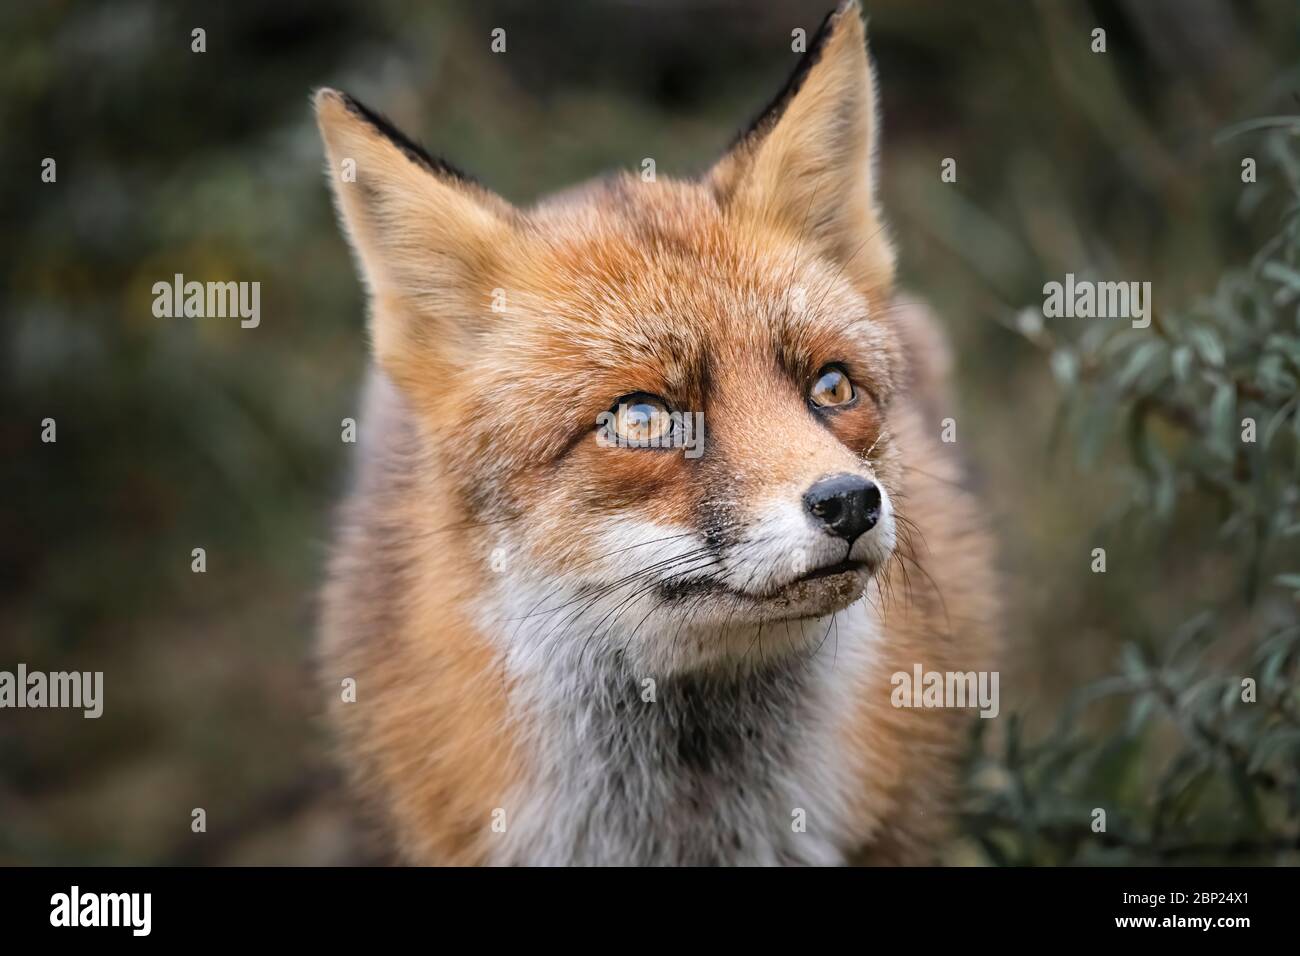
[480,590,879,866]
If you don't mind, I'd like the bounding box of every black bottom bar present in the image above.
[0,866,1279,941]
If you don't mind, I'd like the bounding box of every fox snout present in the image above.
[718,465,895,608]
[803,473,881,543]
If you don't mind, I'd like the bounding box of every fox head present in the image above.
[317,1,908,674]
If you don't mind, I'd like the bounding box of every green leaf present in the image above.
[1247,731,1300,774]
[1189,327,1225,368]
[1262,260,1300,300]
[1263,396,1298,450]
[1050,349,1079,390]
[1208,381,1236,457]
[1115,340,1166,393]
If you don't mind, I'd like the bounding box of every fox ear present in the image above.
[314,88,520,388]
[709,0,892,285]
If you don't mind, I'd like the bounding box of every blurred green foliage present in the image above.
[1,0,1297,863]
[963,124,1300,864]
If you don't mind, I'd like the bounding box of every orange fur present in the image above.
[316,0,999,865]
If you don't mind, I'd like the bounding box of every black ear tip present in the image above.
[313,88,380,128]
[320,89,479,187]
[727,4,846,152]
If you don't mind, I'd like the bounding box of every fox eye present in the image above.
[607,393,675,445]
[809,364,856,409]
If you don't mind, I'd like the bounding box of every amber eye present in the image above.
[607,393,675,445]
[809,364,856,408]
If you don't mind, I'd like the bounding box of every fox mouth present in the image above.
[658,556,872,614]
[789,558,866,586]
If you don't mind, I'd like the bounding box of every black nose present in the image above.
[803,474,881,543]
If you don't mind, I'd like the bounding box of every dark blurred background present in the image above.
[2,0,1297,864]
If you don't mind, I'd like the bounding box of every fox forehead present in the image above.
[473,175,899,417]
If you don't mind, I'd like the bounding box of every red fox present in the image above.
[316,0,998,865]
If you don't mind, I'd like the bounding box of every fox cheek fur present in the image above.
[317,0,999,865]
